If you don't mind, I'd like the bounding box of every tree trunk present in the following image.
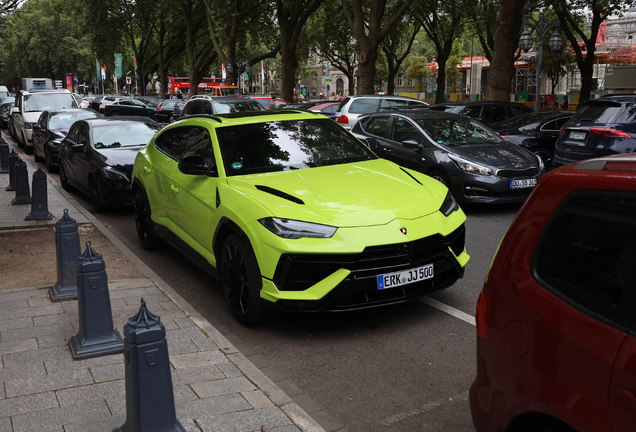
[158,20,167,96]
[484,0,526,101]
[280,32,298,103]
[435,54,448,103]
[357,42,379,94]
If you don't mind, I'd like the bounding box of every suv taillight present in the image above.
[476,291,488,339]
[560,124,567,131]
[589,127,631,138]
[337,115,349,125]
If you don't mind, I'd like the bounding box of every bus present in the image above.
[168,77,240,96]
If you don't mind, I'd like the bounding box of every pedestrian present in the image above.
[552,99,559,110]
[331,92,336,100]
[269,95,277,110]
[562,98,569,110]
[337,92,343,101]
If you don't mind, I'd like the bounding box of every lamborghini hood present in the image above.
[226,160,445,227]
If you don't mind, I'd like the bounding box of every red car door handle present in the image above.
[619,387,636,405]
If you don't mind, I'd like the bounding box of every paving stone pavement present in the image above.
[0,139,325,431]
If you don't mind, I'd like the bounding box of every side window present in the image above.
[65,124,80,143]
[534,192,636,330]
[510,106,531,117]
[185,100,204,116]
[349,99,379,115]
[182,127,216,174]
[37,113,46,128]
[390,117,422,143]
[540,120,559,131]
[363,116,390,137]
[203,102,213,115]
[77,125,89,146]
[154,127,190,160]
[555,117,570,129]
[481,106,507,123]
[461,106,482,119]
[380,99,409,111]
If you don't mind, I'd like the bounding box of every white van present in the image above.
[0,86,9,98]
[12,89,77,153]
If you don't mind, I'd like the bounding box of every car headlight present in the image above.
[25,122,35,129]
[536,154,544,170]
[440,191,459,216]
[449,154,491,175]
[259,217,337,239]
[101,166,129,182]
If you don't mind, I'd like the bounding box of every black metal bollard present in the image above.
[26,167,53,220]
[114,299,185,432]
[0,139,8,174]
[11,159,31,205]
[69,241,124,360]
[5,150,18,191]
[48,209,80,301]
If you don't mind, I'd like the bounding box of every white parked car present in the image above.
[78,97,94,109]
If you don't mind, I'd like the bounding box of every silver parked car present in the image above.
[335,94,430,130]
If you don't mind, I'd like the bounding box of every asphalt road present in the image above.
[17,139,521,432]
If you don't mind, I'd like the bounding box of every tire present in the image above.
[428,169,450,187]
[532,147,553,169]
[220,233,270,326]
[58,162,72,191]
[33,142,43,162]
[89,177,105,212]
[44,147,57,173]
[133,188,163,251]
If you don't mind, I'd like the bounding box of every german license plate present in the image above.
[510,179,537,189]
[377,263,434,290]
[570,131,586,140]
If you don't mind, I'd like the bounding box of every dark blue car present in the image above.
[554,95,636,167]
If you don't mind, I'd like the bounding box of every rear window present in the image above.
[534,192,636,330]
[348,98,379,114]
[49,111,100,130]
[572,102,623,124]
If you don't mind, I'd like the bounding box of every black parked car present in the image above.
[430,101,534,127]
[89,95,104,112]
[554,94,636,167]
[351,110,544,204]
[154,100,180,122]
[0,102,13,130]
[32,109,101,172]
[58,117,161,211]
[169,100,187,122]
[178,96,263,119]
[491,111,574,168]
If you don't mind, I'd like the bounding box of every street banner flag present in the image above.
[222,64,226,79]
[101,61,106,80]
[261,61,264,82]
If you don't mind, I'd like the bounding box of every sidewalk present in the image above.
[0,139,325,432]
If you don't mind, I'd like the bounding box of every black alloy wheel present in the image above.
[532,147,554,169]
[58,162,71,191]
[428,169,450,187]
[220,233,269,326]
[133,188,162,251]
[89,177,105,212]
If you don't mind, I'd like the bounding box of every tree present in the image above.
[381,21,421,94]
[540,42,575,93]
[306,0,358,96]
[484,0,527,101]
[341,0,415,94]
[465,0,500,62]
[551,0,632,103]
[275,0,323,103]
[179,0,216,96]
[415,0,467,103]
[405,56,432,91]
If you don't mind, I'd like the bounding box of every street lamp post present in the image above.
[226,57,251,94]
[519,12,564,111]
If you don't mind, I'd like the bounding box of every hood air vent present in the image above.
[255,185,305,205]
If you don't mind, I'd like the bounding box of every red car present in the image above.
[470,153,636,432]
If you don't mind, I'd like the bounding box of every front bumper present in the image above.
[259,223,468,312]
[449,167,543,204]
[97,176,133,207]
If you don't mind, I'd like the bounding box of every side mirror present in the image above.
[403,139,424,149]
[70,142,86,152]
[178,155,216,177]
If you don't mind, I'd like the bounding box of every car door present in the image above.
[386,116,434,172]
[532,192,636,431]
[359,115,391,155]
[151,126,189,215]
[13,95,23,140]
[166,126,218,256]
[480,105,507,125]
[66,123,92,193]
[32,112,47,156]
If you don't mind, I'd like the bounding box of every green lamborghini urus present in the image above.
[131,109,469,325]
